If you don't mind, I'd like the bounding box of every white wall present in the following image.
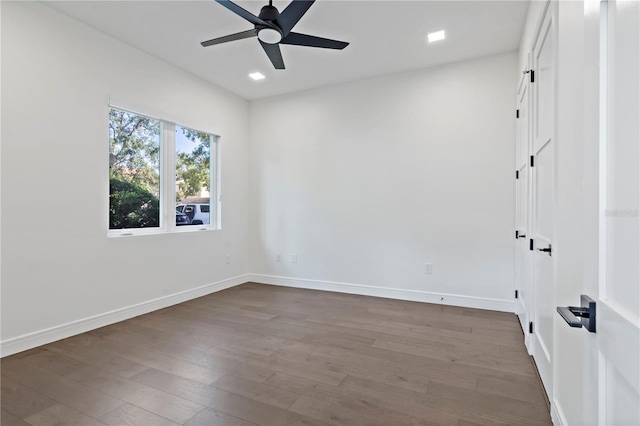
[1,2,250,354]
[249,53,518,311]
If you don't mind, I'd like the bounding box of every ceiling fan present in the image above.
[201,0,349,70]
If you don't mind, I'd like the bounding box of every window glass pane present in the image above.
[109,107,160,229]
[176,126,211,225]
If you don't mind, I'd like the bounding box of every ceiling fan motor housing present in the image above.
[257,5,283,44]
[258,4,280,22]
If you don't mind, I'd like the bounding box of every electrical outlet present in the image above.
[425,263,433,274]
[276,253,281,262]
[291,254,297,263]
[225,255,230,265]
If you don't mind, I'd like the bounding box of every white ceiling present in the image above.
[45,0,529,100]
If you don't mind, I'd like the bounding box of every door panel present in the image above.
[535,143,553,242]
[605,358,638,425]
[515,71,531,338]
[532,140,554,392]
[535,19,553,150]
[597,1,640,422]
[517,75,530,167]
[581,0,640,423]
[515,163,529,334]
[530,7,554,394]
[604,0,640,319]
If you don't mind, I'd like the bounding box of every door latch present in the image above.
[557,295,596,332]
[537,244,552,256]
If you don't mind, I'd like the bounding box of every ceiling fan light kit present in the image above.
[201,0,349,70]
[257,28,282,44]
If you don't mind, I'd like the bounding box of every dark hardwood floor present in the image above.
[1,283,552,425]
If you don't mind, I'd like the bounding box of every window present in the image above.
[108,106,219,235]
[175,125,213,225]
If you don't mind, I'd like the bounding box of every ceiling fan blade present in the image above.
[280,32,349,49]
[259,41,285,69]
[215,0,271,27]
[276,0,315,35]
[201,29,257,47]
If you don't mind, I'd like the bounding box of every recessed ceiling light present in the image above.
[249,72,265,81]
[427,30,446,43]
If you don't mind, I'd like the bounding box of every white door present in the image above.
[515,69,532,347]
[578,0,640,423]
[530,6,555,395]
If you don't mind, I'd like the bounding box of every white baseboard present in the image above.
[247,274,515,313]
[0,274,249,358]
[2,273,515,358]
[551,398,568,426]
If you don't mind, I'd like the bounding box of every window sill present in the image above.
[108,226,219,238]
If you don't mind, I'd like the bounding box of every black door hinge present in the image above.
[530,70,535,83]
[516,109,520,119]
[529,321,534,333]
[515,290,519,299]
[516,170,519,179]
[529,239,534,251]
[530,155,535,167]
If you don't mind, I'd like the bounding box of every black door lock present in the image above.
[557,295,596,332]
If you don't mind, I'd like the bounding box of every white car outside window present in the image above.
[176,204,210,225]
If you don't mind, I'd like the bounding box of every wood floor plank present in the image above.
[19,348,89,377]
[307,343,453,384]
[456,417,512,426]
[184,408,258,426]
[98,403,181,426]
[107,322,215,353]
[428,380,550,422]
[23,403,106,426]
[65,333,226,385]
[371,337,456,358]
[448,358,540,385]
[475,376,548,406]
[211,374,299,409]
[64,365,205,424]
[265,371,458,426]
[1,283,551,425]
[206,346,348,387]
[300,330,376,349]
[183,301,279,322]
[0,375,58,419]
[289,394,446,426]
[46,339,150,378]
[1,358,125,419]
[337,375,461,425]
[109,317,277,383]
[340,374,549,426]
[262,372,346,401]
[130,368,305,426]
[0,408,31,426]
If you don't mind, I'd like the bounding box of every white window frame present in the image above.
[108,105,221,237]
